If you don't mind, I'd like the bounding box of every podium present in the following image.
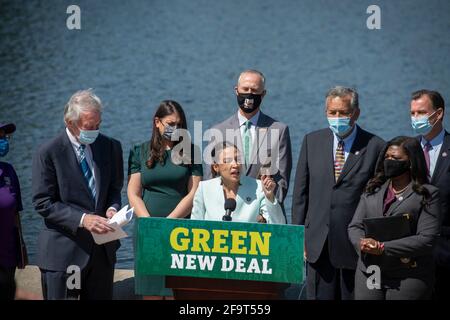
[135,217,304,298]
[166,276,288,300]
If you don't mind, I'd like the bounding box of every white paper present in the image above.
[92,205,134,245]
[109,204,134,227]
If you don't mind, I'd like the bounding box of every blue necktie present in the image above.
[78,145,96,201]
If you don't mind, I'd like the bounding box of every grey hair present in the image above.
[237,69,266,89]
[63,89,103,123]
[326,86,359,110]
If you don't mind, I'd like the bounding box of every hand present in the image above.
[106,208,117,219]
[261,175,276,203]
[82,214,114,234]
[257,214,267,223]
[360,238,384,255]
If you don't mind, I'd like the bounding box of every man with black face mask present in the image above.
[205,70,292,206]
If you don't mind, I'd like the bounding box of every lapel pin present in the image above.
[443,152,448,157]
[398,196,403,201]
[355,151,360,156]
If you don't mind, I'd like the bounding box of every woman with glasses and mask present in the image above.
[0,123,28,298]
[127,100,203,299]
[348,136,441,300]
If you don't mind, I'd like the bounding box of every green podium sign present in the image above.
[135,217,304,284]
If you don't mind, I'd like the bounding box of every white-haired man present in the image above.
[32,89,124,300]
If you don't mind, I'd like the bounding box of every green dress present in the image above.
[128,142,203,296]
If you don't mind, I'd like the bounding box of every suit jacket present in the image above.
[420,131,450,267]
[204,111,292,204]
[292,125,385,269]
[191,176,286,224]
[32,130,124,271]
[348,182,441,278]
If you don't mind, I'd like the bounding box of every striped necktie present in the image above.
[243,120,252,166]
[334,140,345,182]
[78,145,96,201]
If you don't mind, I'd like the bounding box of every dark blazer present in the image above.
[348,182,441,278]
[32,131,124,271]
[292,126,385,269]
[205,111,292,203]
[422,131,450,267]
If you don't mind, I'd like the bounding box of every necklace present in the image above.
[392,184,409,195]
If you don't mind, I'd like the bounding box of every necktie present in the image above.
[423,141,432,180]
[334,140,345,182]
[78,145,96,201]
[243,120,252,166]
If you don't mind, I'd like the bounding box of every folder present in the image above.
[363,214,412,242]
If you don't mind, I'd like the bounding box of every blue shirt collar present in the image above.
[421,128,445,148]
[238,110,260,128]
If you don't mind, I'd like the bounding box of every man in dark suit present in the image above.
[32,89,124,300]
[292,86,385,300]
[410,89,449,299]
[204,69,292,204]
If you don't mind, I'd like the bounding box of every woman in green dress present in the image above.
[127,100,203,299]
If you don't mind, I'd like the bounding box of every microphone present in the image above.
[223,198,237,221]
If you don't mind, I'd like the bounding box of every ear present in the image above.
[234,86,239,96]
[437,107,444,121]
[261,89,267,98]
[352,108,361,123]
[212,163,219,175]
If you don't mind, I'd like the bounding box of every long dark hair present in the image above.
[146,100,187,168]
[365,136,431,202]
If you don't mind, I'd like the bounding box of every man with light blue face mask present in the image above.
[292,86,385,300]
[410,89,449,300]
[32,89,124,300]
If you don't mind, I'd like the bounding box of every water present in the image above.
[1,0,449,269]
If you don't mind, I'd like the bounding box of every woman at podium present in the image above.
[191,142,286,224]
[348,136,441,300]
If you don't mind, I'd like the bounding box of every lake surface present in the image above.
[1,0,449,268]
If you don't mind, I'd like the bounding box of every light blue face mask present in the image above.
[327,117,352,136]
[411,110,437,136]
[0,138,9,157]
[79,129,99,145]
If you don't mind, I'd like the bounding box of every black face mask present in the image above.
[384,159,410,178]
[237,93,263,113]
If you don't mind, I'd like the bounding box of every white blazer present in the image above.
[191,176,286,224]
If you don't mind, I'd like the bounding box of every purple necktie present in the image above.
[423,142,432,180]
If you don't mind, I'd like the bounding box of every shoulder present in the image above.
[0,161,16,177]
[200,177,221,187]
[255,112,288,134]
[35,131,67,157]
[304,128,331,141]
[198,177,221,194]
[97,133,121,147]
[211,114,237,130]
[129,141,150,159]
[422,184,440,196]
[356,127,385,147]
